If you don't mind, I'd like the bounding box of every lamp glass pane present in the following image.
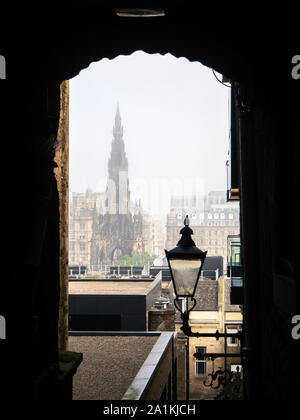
[169,258,202,296]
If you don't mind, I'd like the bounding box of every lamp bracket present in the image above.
[174,297,197,314]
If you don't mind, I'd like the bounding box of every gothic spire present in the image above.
[107,104,130,214]
[113,102,124,141]
[109,103,127,173]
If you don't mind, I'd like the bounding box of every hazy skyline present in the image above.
[69,51,230,222]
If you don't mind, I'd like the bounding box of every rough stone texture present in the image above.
[68,335,158,400]
[55,80,69,351]
[148,308,175,331]
[194,280,219,311]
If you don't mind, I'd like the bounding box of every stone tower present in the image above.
[106,103,130,215]
[90,105,144,268]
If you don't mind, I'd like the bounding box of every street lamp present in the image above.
[165,215,242,341]
[165,215,207,313]
[165,215,243,399]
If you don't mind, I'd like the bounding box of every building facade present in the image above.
[69,189,105,267]
[175,276,242,399]
[142,214,165,257]
[166,191,240,270]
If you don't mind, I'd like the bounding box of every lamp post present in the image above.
[165,215,242,340]
[165,215,243,398]
[165,215,207,315]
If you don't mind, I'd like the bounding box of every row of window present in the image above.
[70,243,87,251]
[69,233,86,240]
[177,213,236,220]
[69,254,86,262]
[72,223,86,230]
[176,221,237,227]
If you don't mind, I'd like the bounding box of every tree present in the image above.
[115,252,156,267]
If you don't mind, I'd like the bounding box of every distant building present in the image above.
[166,191,240,270]
[90,105,145,267]
[69,105,165,270]
[142,214,165,257]
[69,189,105,267]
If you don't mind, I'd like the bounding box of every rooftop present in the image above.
[68,334,159,400]
[69,279,159,295]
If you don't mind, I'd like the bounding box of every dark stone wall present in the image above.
[238,80,300,400]
[55,81,69,351]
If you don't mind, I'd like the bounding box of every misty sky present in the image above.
[69,51,230,222]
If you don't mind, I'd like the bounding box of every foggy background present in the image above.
[69,51,230,222]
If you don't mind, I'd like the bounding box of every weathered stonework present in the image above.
[55,80,69,351]
[148,308,175,332]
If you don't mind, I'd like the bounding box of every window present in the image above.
[195,346,206,376]
[227,328,238,346]
[80,243,86,251]
[231,364,243,380]
[79,234,85,239]
[229,213,233,219]
[221,213,225,219]
[80,223,85,230]
[214,213,219,219]
[80,208,88,217]
[208,213,212,219]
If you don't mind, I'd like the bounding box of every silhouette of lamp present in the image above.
[165,215,207,331]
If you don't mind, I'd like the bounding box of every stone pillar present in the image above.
[148,308,175,331]
[176,335,187,400]
[55,80,69,351]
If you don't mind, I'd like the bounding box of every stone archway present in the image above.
[6,4,299,401]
